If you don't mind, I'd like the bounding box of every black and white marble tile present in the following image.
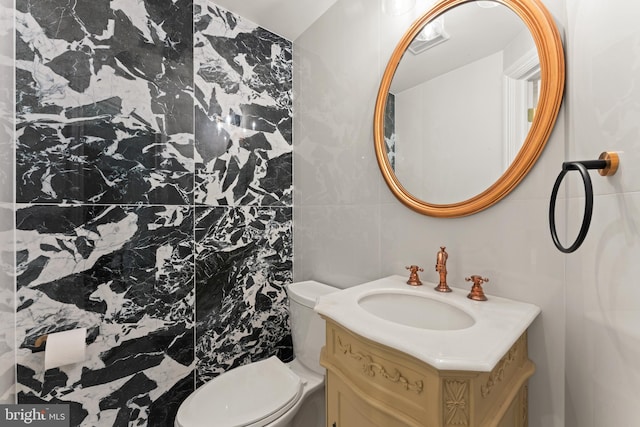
[194,2,292,206]
[195,206,292,384]
[12,1,295,424]
[15,0,194,205]
[15,205,195,426]
[385,93,396,171]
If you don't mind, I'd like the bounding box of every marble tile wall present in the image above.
[15,0,194,205]
[194,1,293,208]
[13,0,292,425]
[193,0,293,385]
[385,93,396,171]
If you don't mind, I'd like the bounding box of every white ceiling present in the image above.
[391,2,529,93]
[210,0,338,41]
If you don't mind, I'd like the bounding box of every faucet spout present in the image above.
[434,246,452,293]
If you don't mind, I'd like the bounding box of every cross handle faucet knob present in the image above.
[465,275,490,301]
[405,265,424,286]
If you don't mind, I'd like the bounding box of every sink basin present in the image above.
[358,291,475,330]
[314,275,541,371]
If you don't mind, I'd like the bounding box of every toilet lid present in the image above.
[176,356,303,427]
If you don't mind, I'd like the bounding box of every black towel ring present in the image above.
[549,152,619,253]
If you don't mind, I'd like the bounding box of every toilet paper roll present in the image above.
[44,328,87,370]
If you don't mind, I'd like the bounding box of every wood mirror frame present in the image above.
[373,0,565,218]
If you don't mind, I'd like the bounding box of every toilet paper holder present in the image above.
[35,334,48,348]
[33,328,89,370]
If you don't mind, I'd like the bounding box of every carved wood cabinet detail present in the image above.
[321,321,533,427]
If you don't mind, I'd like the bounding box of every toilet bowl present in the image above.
[175,280,337,427]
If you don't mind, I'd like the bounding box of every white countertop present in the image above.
[314,275,540,372]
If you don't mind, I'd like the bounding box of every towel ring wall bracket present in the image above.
[549,151,619,253]
[596,151,619,176]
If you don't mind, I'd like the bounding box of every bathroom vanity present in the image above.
[315,276,540,427]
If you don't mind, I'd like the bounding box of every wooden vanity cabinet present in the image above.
[320,320,534,427]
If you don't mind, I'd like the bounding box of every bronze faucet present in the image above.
[434,246,452,292]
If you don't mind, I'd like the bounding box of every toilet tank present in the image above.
[287,280,338,375]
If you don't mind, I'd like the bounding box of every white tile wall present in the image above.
[294,0,568,426]
[294,0,640,425]
[564,4,640,424]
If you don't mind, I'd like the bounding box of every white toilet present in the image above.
[175,280,337,427]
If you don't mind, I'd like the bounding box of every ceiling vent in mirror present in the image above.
[409,18,449,55]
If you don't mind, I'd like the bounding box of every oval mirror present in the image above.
[374,0,565,217]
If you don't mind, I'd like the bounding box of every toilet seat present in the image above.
[175,356,304,427]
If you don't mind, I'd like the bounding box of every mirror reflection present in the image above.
[384,1,539,204]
